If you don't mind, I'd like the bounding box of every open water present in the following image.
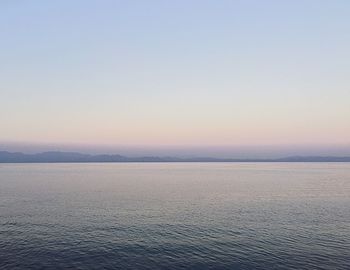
[0,163,349,269]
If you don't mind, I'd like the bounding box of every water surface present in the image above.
[1,163,349,269]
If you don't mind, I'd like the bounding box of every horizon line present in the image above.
[1,150,350,163]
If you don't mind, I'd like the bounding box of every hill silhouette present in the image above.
[0,151,350,163]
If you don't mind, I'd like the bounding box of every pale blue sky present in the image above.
[1,1,349,156]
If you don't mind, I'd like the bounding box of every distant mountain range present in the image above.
[0,151,350,163]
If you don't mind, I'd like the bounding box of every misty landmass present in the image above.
[0,151,350,163]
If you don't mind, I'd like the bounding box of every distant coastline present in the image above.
[0,151,350,163]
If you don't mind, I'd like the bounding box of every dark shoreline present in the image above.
[1,151,350,163]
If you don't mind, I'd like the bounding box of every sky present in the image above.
[1,0,349,157]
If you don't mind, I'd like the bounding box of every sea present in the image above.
[0,163,349,269]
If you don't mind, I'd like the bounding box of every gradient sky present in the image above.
[1,1,349,156]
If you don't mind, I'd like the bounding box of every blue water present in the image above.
[0,163,349,269]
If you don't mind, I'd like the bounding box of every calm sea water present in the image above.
[0,163,349,270]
